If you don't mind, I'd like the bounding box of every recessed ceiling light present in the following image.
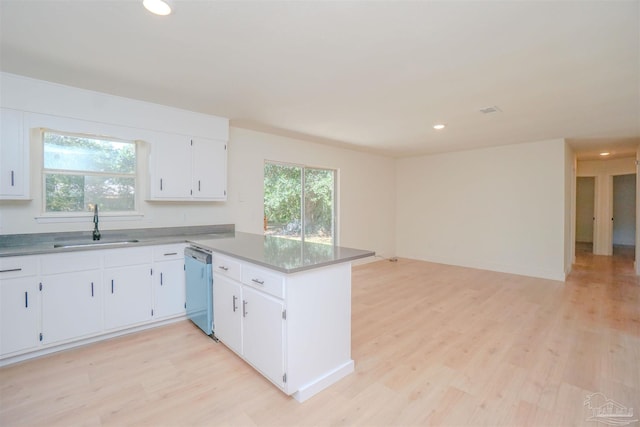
[600,152,611,156]
[433,124,446,130]
[143,0,172,16]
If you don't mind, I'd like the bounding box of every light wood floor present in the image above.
[1,249,638,426]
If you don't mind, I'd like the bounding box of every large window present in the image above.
[264,162,336,245]
[43,130,136,213]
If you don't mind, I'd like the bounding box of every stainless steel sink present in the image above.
[53,239,140,249]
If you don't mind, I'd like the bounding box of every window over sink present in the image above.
[42,130,137,213]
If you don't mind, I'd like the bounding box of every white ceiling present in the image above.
[1,0,638,159]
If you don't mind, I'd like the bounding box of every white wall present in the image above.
[0,73,228,139]
[565,143,575,277]
[637,145,640,275]
[0,72,232,234]
[577,157,636,255]
[225,127,396,257]
[395,139,568,281]
[0,73,396,258]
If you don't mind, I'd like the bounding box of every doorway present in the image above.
[576,176,595,254]
[612,174,636,256]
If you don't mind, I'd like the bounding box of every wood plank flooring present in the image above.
[1,249,638,426]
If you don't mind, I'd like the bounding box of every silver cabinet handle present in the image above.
[242,300,247,317]
[25,291,28,308]
[251,278,265,285]
[10,170,15,186]
[0,268,22,273]
[218,266,229,271]
[164,252,177,256]
[232,295,237,312]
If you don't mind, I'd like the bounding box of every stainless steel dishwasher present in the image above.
[185,246,213,336]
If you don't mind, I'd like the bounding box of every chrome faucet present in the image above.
[92,204,101,241]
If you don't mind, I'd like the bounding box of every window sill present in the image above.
[35,213,144,224]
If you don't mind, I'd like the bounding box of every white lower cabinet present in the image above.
[213,257,286,389]
[152,244,187,319]
[0,244,190,364]
[212,252,354,402]
[103,247,153,330]
[104,264,152,329]
[241,286,285,387]
[41,271,102,344]
[0,256,40,355]
[212,274,243,355]
[40,252,102,345]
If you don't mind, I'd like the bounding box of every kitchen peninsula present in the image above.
[189,232,374,402]
[0,227,373,402]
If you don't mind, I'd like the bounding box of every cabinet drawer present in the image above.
[242,264,284,299]
[41,252,101,275]
[0,256,37,278]
[153,244,186,261]
[103,247,152,268]
[212,253,241,282]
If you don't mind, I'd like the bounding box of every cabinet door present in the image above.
[192,138,227,200]
[41,271,102,344]
[104,265,152,330]
[150,135,191,199]
[213,274,242,354]
[154,259,186,319]
[0,277,40,355]
[242,286,285,387]
[0,108,27,198]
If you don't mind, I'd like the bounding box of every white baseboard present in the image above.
[292,360,355,403]
[0,315,186,367]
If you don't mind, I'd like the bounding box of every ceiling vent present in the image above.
[479,106,502,114]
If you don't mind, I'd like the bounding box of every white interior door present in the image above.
[612,174,636,249]
[576,176,595,251]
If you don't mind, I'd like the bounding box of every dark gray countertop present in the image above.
[190,232,374,274]
[0,226,375,274]
[0,224,234,257]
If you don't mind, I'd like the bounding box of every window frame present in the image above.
[40,128,140,218]
[263,160,338,245]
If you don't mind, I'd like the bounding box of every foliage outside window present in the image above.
[43,131,136,213]
[264,162,335,245]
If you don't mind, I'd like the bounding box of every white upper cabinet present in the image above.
[149,135,227,201]
[0,108,29,199]
[150,135,192,199]
[192,138,227,200]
